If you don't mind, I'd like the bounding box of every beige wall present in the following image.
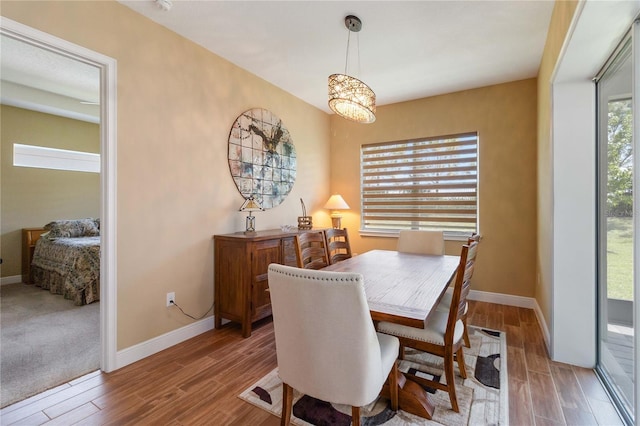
[2,0,569,354]
[329,78,538,297]
[1,105,100,277]
[1,1,330,350]
[535,1,579,328]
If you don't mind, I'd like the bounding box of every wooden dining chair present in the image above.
[268,264,399,426]
[324,227,353,265]
[294,230,329,270]
[396,230,444,255]
[377,240,479,413]
[437,233,481,347]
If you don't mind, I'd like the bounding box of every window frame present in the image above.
[13,143,100,173]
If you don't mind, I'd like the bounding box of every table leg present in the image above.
[382,371,435,419]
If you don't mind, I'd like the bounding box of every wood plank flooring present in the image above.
[0,301,625,425]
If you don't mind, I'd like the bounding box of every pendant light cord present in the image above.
[343,31,362,77]
[344,30,351,75]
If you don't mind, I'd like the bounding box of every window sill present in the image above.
[358,229,474,242]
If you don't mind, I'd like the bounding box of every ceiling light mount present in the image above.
[154,0,173,11]
[344,15,362,33]
[328,14,376,124]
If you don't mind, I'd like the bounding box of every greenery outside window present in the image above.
[360,132,478,237]
[606,98,632,219]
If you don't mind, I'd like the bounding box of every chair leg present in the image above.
[351,406,361,426]
[399,345,405,360]
[462,318,470,348]
[281,383,293,425]
[388,361,398,411]
[456,347,467,379]
[444,349,459,412]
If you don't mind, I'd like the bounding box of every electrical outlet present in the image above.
[166,292,175,307]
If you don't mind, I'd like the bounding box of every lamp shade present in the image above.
[239,196,263,212]
[324,194,350,211]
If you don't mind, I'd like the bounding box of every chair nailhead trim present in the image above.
[271,268,360,283]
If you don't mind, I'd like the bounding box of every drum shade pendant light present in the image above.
[328,15,376,124]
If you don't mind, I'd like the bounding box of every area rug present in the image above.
[239,326,507,425]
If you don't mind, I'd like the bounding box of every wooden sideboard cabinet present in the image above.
[214,228,316,337]
[22,227,46,283]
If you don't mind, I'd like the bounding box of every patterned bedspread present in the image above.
[31,236,100,305]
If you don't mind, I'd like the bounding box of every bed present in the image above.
[31,218,100,305]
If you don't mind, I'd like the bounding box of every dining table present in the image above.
[323,249,461,420]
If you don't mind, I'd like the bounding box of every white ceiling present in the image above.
[0,34,100,122]
[119,0,555,113]
[0,1,555,120]
[1,36,99,102]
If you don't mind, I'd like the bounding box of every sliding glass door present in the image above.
[597,26,635,423]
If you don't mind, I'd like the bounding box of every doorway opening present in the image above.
[0,17,117,404]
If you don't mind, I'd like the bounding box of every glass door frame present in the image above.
[595,20,639,426]
[633,17,640,422]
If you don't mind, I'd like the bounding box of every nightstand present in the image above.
[22,227,46,283]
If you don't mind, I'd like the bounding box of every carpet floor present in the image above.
[240,326,507,425]
[0,283,99,408]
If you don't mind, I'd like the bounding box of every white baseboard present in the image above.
[1,275,22,285]
[468,289,535,308]
[532,299,552,354]
[113,291,554,372]
[115,316,215,370]
[468,289,551,353]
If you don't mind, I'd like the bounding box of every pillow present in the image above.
[44,218,100,238]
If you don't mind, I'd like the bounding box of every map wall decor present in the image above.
[228,108,297,209]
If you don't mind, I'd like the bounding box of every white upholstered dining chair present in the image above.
[377,241,479,413]
[267,264,399,426]
[396,230,445,255]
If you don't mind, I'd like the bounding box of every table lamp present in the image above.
[324,194,350,229]
[239,195,263,234]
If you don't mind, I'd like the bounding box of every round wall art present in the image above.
[228,108,296,209]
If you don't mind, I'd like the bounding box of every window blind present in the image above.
[361,132,478,233]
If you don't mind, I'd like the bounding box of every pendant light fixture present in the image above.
[328,15,376,124]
